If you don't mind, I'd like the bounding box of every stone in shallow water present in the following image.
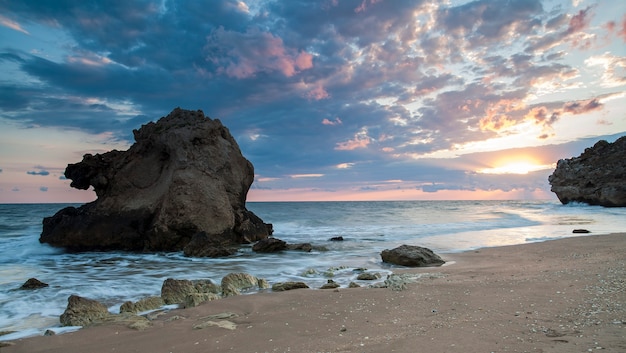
[19,278,48,290]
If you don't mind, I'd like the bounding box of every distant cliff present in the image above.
[549,136,626,207]
[40,108,272,253]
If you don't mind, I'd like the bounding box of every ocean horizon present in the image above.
[2,200,626,340]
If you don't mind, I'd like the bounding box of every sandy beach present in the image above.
[3,233,625,353]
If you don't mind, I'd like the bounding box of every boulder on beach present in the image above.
[381,245,445,267]
[60,294,152,329]
[161,278,220,305]
[320,279,340,289]
[221,272,269,297]
[549,136,626,207]
[39,108,273,254]
[271,281,310,291]
[60,295,110,327]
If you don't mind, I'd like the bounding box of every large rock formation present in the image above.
[40,108,272,253]
[549,136,626,207]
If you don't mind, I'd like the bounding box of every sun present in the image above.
[478,161,551,175]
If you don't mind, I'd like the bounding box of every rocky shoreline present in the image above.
[3,233,624,353]
[2,243,444,340]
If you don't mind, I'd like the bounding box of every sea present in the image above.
[1,200,625,340]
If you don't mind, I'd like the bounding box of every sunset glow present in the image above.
[478,162,554,175]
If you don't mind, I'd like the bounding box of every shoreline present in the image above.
[3,232,625,353]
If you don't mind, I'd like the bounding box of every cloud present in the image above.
[617,15,626,42]
[26,170,50,176]
[322,117,342,126]
[562,99,603,115]
[0,1,624,201]
[335,130,372,151]
[336,163,355,169]
[585,53,626,88]
[0,14,29,34]
[525,6,594,53]
[205,27,314,78]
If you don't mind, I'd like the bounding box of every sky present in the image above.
[0,0,625,203]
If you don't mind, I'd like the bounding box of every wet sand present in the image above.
[3,233,625,353]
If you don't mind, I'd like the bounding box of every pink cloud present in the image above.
[206,27,314,79]
[562,98,603,114]
[306,85,330,100]
[335,135,371,151]
[322,117,342,126]
[566,8,592,35]
[606,15,626,43]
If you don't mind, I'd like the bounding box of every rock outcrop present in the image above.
[380,245,445,267]
[60,295,110,327]
[40,108,272,253]
[549,136,626,207]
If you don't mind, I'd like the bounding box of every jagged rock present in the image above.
[348,282,361,288]
[161,278,220,305]
[60,295,111,326]
[381,245,445,267]
[271,281,310,291]
[221,272,269,297]
[40,108,272,253]
[119,296,165,313]
[19,278,48,290]
[549,136,626,207]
